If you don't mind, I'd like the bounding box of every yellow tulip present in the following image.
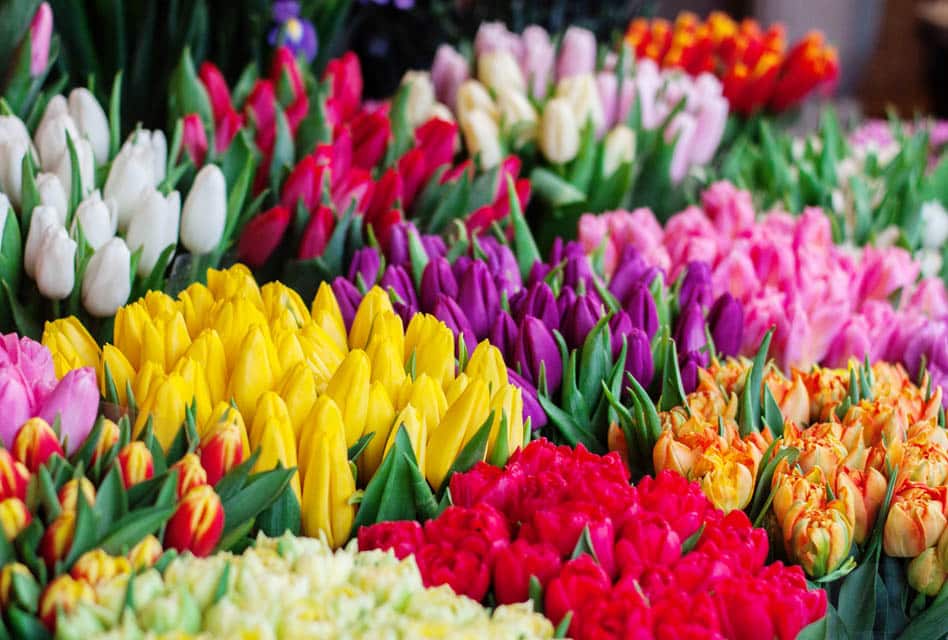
[203,401,251,455]
[694,447,756,513]
[210,297,270,371]
[99,344,135,405]
[365,310,405,361]
[772,466,828,527]
[300,401,355,548]
[299,322,347,389]
[42,316,101,377]
[325,349,371,446]
[272,327,307,372]
[444,373,471,406]
[465,341,508,395]
[261,281,311,331]
[227,326,277,423]
[276,363,317,441]
[206,264,263,309]
[178,281,216,336]
[173,357,212,427]
[405,314,455,388]
[134,372,191,449]
[299,395,345,486]
[112,301,151,369]
[398,374,447,427]
[250,391,302,501]
[487,384,524,457]
[133,361,165,411]
[426,378,490,490]
[367,338,407,401]
[311,282,347,352]
[140,290,179,320]
[183,330,228,405]
[359,381,396,480]
[383,403,427,473]
[348,286,394,350]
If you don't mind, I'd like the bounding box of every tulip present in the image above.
[0,449,30,501]
[70,549,131,592]
[695,448,756,513]
[135,372,192,448]
[457,261,500,340]
[23,205,57,281]
[72,190,117,250]
[227,326,277,423]
[200,62,234,121]
[675,302,709,367]
[562,295,600,350]
[38,575,93,631]
[496,90,538,145]
[426,379,491,490]
[602,125,636,177]
[300,398,356,547]
[420,258,458,313]
[784,500,854,578]
[456,80,498,123]
[347,247,382,290]
[33,223,76,300]
[81,237,132,317]
[351,111,391,170]
[299,205,335,260]
[125,188,180,276]
[433,294,478,357]
[40,510,75,569]
[12,417,64,471]
[518,281,559,332]
[311,282,348,352]
[0,563,33,610]
[68,88,110,165]
[42,316,101,377]
[0,140,28,209]
[181,113,209,166]
[431,44,469,111]
[488,311,519,363]
[522,25,555,99]
[907,547,947,596]
[539,98,579,164]
[401,71,437,129]
[884,484,948,558]
[128,535,163,571]
[29,3,53,76]
[105,138,159,230]
[516,315,563,394]
[0,497,31,540]
[36,172,68,223]
[170,453,208,499]
[34,105,80,171]
[555,74,606,137]
[460,109,502,170]
[238,205,291,267]
[201,415,248,488]
[115,441,155,489]
[556,26,597,80]
[180,164,226,255]
[165,485,224,557]
[478,50,526,96]
[626,327,655,387]
[707,293,743,358]
[86,419,119,468]
[623,281,659,341]
[324,51,363,125]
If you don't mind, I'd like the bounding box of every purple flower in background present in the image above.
[489,311,519,363]
[707,293,744,358]
[679,261,713,310]
[332,277,363,329]
[675,302,709,368]
[380,265,418,322]
[625,328,655,388]
[348,247,382,289]
[420,258,458,313]
[270,1,318,62]
[360,0,415,8]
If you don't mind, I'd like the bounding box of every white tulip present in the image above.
[400,71,436,129]
[130,129,167,184]
[72,190,118,250]
[68,88,110,165]
[0,138,28,209]
[497,91,538,146]
[24,205,60,279]
[81,237,131,317]
[36,172,68,224]
[460,109,502,170]
[539,98,579,164]
[428,103,455,123]
[125,188,180,276]
[478,50,527,97]
[51,135,95,199]
[180,164,226,255]
[104,140,157,231]
[33,109,80,171]
[602,125,636,177]
[665,112,697,184]
[456,80,498,124]
[920,201,948,250]
[555,74,605,138]
[35,224,76,300]
[38,95,68,124]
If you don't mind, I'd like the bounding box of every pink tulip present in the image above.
[906,278,948,318]
[474,22,523,59]
[431,44,469,112]
[0,376,32,448]
[712,250,760,302]
[521,25,554,99]
[555,26,596,80]
[29,3,53,76]
[702,181,755,239]
[665,113,697,184]
[856,246,921,305]
[181,114,208,166]
[37,367,99,455]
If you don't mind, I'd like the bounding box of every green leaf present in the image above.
[762,383,785,437]
[569,525,601,562]
[489,415,510,468]
[529,167,587,207]
[168,46,213,130]
[657,335,687,412]
[554,612,573,638]
[529,575,544,613]
[383,83,412,168]
[5,608,48,640]
[567,122,598,194]
[269,109,295,196]
[347,432,374,463]
[750,444,799,527]
[838,548,879,639]
[108,71,123,160]
[537,392,604,452]
[63,490,98,567]
[897,591,948,640]
[739,329,774,437]
[255,486,302,537]
[407,227,430,291]
[221,466,295,538]
[350,430,399,532]
[221,145,256,246]
[680,523,705,554]
[214,450,261,501]
[98,506,175,555]
[405,451,439,521]
[94,466,129,539]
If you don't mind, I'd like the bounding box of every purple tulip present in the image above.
[434,294,477,356]
[516,315,563,394]
[385,223,411,267]
[478,237,522,296]
[609,310,634,359]
[563,255,595,291]
[675,302,709,368]
[522,25,554,100]
[457,261,500,339]
[519,281,560,331]
[624,282,659,340]
[380,265,418,322]
[708,293,744,358]
[452,255,472,281]
[332,277,363,329]
[625,328,655,388]
[38,368,99,454]
[680,351,702,394]
[527,261,551,287]
[508,369,548,430]
[557,285,577,318]
[562,295,600,350]
[608,245,658,304]
[555,26,596,80]
[420,257,458,313]
[489,311,520,362]
[431,44,469,111]
[679,261,713,310]
[347,247,382,289]
[421,233,447,259]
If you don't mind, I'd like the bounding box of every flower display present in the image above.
[625,12,839,115]
[359,439,827,639]
[54,532,552,638]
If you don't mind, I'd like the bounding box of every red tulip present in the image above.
[270,46,305,103]
[492,540,562,605]
[199,61,234,122]
[165,485,224,557]
[544,555,611,631]
[414,117,458,180]
[286,94,309,134]
[357,520,425,560]
[40,511,75,569]
[215,108,244,153]
[396,148,427,208]
[245,79,277,141]
[0,448,30,501]
[298,205,335,260]
[324,52,363,126]
[181,113,208,166]
[170,453,208,500]
[416,543,491,601]
[200,420,247,485]
[441,159,473,184]
[12,417,64,472]
[281,155,322,212]
[38,576,93,631]
[350,111,391,170]
[0,497,31,540]
[237,205,291,267]
[365,168,402,224]
[115,441,154,489]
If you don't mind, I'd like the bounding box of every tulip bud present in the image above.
[785,500,854,578]
[708,293,744,358]
[200,417,247,485]
[625,327,655,387]
[465,341,510,396]
[401,71,437,129]
[42,315,101,377]
[433,293,478,357]
[456,80,498,123]
[675,302,709,368]
[419,257,458,314]
[68,88,110,165]
[488,384,524,457]
[115,441,155,489]
[0,448,30,501]
[170,453,208,500]
[383,404,428,473]
[180,164,226,255]
[0,497,31,540]
[359,382,397,480]
[181,113,209,166]
[126,188,181,276]
[128,534,163,571]
[298,204,335,260]
[426,378,491,490]
[36,172,68,224]
[561,294,599,350]
[555,74,606,137]
[12,417,64,472]
[33,222,77,300]
[227,326,277,423]
[165,485,224,557]
[0,137,28,209]
[105,138,159,230]
[908,547,947,596]
[325,350,372,446]
[460,109,502,170]
[52,135,95,199]
[431,44,470,111]
[248,392,301,501]
[349,287,395,350]
[624,281,659,340]
[0,563,33,610]
[70,548,131,586]
[478,50,526,96]
[34,107,80,171]
[58,478,96,513]
[40,510,75,569]
[602,125,636,176]
[539,98,579,164]
[38,575,94,631]
[28,3,53,76]
[72,190,118,250]
[515,316,563,394]
[556,26,597,79]
[80,237,132,317]
[884,484,948,558]
[347,247,382,289]
[519,281,559,332]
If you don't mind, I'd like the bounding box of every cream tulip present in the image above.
[104,139,158,231]
[401,71,437,129]
[460,109,502,170]
[602,125,636,176]
[477,50,526,97]
[180,164,226,255]
[555,74,606,138]
[539,98,580,164]
[24,205,60,279]
[497,91,538,146]
[34,106,80,171]
[456,80,498,123]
